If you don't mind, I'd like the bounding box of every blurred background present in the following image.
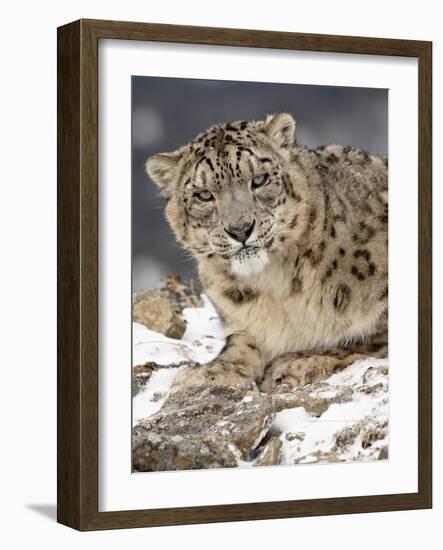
[132,76,387,291]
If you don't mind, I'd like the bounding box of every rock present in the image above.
[360,418,389,450]
[151,391,164,402]
[133,383,275,471]
[132,362,157,396]
[273,360,389,465]
[285,432,305,442]
[131,287,390,472]
[132,276,202,338]
[334,425,358,450]
[132,360,196,397]
[294,450,345,464]
[254,435,282,466]
[274,383,353,415]
[378,445,389,460]
[328,416,389,462]
[133,290,186,339]
[133,429,240,471]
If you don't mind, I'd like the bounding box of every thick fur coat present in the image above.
[146,114,388,390]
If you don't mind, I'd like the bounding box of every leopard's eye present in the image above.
[194,190,214,202]
[251,173,269,189]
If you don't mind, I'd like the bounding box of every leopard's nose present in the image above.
[225,219,255,243]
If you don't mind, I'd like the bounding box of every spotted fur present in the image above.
[147,113,388,388]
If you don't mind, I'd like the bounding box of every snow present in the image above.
[132,293,389,464]
[133,366,184,425]
[132,294,225,367]
[132,294,226,425]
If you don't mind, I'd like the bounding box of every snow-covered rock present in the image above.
[273,359,389,464]
[132,289,389,471]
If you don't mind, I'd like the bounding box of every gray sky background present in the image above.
[132,76,387,291]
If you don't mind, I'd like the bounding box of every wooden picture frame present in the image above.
[57,18,432,530]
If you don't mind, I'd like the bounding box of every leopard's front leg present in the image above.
[173,332,264,388]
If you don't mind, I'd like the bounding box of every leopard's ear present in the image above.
[263,113,296,148]
[146,151,183,198]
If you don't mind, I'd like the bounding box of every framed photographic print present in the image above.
[57,19,432,530]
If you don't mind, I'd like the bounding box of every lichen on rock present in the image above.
[133,383,274,471]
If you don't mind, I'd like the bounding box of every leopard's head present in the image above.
[146,113,306,277]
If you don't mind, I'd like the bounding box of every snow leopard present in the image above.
[146,113,388,392]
